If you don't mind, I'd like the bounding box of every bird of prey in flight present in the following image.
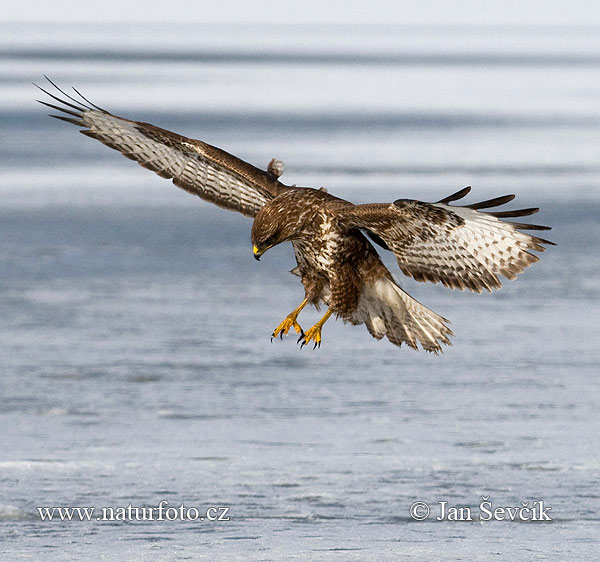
[36,78,553,352]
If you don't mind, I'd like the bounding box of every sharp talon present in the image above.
[272,308,305,342]
[293,308,329,350]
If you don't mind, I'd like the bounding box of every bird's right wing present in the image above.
[35,77,289,217]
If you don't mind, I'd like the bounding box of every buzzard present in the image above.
[36,78,554,353]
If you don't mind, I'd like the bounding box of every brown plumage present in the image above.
[36,78,554,352]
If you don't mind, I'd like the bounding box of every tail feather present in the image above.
[357,277,452,353]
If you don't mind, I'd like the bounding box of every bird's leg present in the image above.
[298,309,333,349]
[272,298,308,340]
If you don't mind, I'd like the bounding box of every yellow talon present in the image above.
[298,309,333,349]
[272,298,308,340]
[272,316,303,339]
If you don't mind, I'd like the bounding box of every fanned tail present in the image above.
[356,277,453,353]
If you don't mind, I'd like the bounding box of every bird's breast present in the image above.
[294,215,346,273]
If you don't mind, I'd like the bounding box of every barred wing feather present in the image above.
[340,186,554,292]
[35,78,288,217]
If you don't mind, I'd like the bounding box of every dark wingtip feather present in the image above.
[508,223,556,247]
[510,222,553,231]
[72,86,108,113]
[37,99,83,119]
[488,207,540,218]
[467,194,515,210]
[537,239,556,247]
[524,232,556,246]
[437,186,471,204]
[50,114,86,126]
[43,75,92,110]
[34,81,87,113]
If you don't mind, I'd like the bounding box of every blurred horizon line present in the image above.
[2,21,600,31]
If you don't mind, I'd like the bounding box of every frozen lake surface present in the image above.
[1,22,599,560]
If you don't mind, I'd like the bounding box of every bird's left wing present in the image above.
[338,186,555,292]
[35,78,289,217]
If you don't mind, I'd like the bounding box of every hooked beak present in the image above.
[253,245,262,261]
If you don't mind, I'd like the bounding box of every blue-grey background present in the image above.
[1,20,599,560]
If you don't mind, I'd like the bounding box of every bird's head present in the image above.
[251,202,299,261]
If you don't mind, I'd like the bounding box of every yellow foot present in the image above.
[271,298,308,341]
[297,323,324,349]
[298,309,333,349]
[272,316,303,341]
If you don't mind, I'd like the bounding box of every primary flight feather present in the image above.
[36,77,554,352]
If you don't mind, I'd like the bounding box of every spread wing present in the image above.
[339,186,554,292]
[35,77,289,217]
